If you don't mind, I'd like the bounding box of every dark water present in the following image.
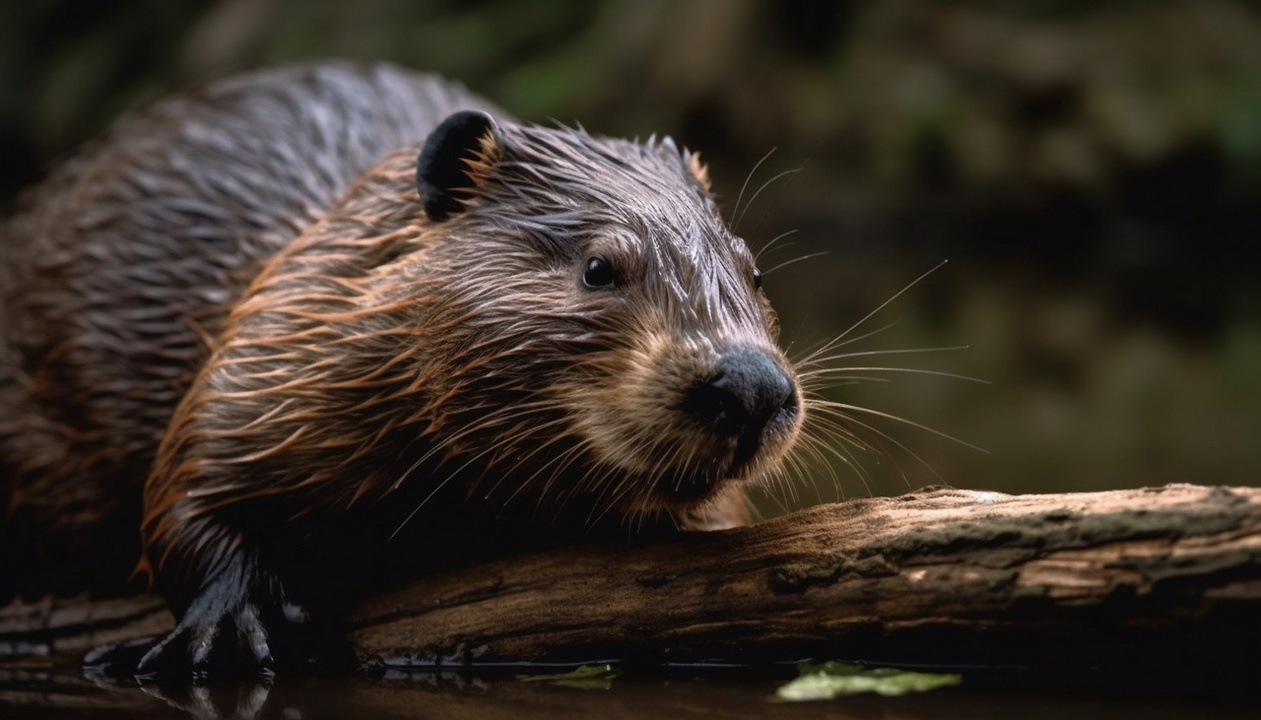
[2,658,1257,720]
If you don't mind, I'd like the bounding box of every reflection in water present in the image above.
[134,681,270,720]
[2,658,1258,720]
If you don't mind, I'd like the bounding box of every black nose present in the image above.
[685,346,797,438]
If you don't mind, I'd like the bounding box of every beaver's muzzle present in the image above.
[684,346,798,445]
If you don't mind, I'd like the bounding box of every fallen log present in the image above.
[3,484,1260,690]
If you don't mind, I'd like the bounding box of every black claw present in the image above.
[135,637,172,679]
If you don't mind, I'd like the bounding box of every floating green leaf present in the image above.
[775,662,962,701]
[517,664,623,689]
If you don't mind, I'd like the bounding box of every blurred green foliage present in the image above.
[2,0,1259,501]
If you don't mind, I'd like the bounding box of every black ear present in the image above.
[416,110,498,222]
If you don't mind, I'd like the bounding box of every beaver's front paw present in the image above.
[136,558,310,680]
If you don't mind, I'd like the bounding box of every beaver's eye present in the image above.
[752,267,763,290]
[583,257,616,289]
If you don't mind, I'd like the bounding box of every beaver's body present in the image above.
[0,64,497,597]
[0,63,801,677]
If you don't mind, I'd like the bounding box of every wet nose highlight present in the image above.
[685,346,796,437]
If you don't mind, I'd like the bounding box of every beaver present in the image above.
[0,62,802,677]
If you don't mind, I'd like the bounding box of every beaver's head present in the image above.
[410,111,802,520]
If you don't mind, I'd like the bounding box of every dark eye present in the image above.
[583,256,616,289]
[752,267,763,290]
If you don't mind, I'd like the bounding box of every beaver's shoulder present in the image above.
[0,63,504,597]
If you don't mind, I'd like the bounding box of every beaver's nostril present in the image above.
[685,347,794,438]
[779,384,798,412]
[685,372,744,435]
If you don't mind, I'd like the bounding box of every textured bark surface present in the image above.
[349,483,1261,677]
[3,484,1260,684]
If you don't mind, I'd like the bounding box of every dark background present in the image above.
[3,0,1259,503]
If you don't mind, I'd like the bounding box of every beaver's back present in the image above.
[0,62,499,597]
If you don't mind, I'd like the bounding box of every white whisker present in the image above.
[761,251,830,277]
[731,147,777,226]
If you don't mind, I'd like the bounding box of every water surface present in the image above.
[3,657,1256,720]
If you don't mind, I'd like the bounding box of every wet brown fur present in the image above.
[0,63,499,595]
[139,121,799,588]
[1,63,800,621]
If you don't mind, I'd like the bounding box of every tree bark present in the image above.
[4,483,1261,686]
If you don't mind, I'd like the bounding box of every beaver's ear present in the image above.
[687,152,712,193]
[416,110,500,222]
[659,136,712,193]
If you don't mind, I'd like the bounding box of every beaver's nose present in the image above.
[685,346,797,438]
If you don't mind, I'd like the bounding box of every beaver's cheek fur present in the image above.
[564,328,803,511]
